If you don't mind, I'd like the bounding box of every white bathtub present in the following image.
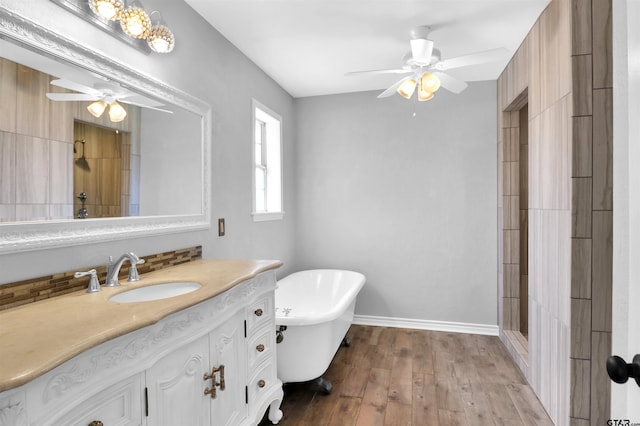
[275,269,365,386]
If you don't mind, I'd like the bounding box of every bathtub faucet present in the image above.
[276,325,287,344]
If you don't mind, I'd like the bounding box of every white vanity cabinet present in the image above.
[0,269,283,426]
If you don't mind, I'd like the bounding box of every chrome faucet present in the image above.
[105,252,145,286]
[74,269,101,293]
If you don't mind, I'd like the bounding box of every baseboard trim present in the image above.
[353,314,499,336]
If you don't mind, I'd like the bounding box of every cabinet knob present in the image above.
[256,344,265,352]
[254,308,263,317]
[88,422,104,426]
[258,379,266,388]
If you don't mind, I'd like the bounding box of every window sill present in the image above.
[252,211,285,222]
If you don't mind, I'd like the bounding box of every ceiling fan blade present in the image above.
[50,79,100,95]
[377,75,414,99]
[433,72,468,94]
[345,68,412,77]
[119,99,174,114]
[437,48,508,70]
[46,93,101,101]
[410,38,434,64]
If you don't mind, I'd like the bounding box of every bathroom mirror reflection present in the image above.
[0,8,211,254]
[0,39,202,221]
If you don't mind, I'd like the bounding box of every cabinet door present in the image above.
[146,336,211,426]
[209,310,247,426]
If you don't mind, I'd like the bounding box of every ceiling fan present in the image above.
[345,25,507,101]
[46,79,173,122]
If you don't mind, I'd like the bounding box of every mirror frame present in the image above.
[0,8,212,254]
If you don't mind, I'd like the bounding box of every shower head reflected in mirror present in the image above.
[73,139,91,172]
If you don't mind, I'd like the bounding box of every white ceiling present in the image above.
[184,0,550,98]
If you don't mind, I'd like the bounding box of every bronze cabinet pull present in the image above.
[88,422,104,426]
[258,379,266,388]
[256,344,265,352]
[254,308,263,317]
[203,365,225,398]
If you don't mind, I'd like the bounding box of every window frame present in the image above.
[251,99,284,221]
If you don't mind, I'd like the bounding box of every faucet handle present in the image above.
[128,258,145,282]
[74,269,100,293]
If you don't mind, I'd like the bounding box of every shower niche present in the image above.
[73,121,138,219]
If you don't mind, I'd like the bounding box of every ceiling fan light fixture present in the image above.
[87,100,108,117]
[88,0,123,20]
[120,4,151,38]
[397,78,417,99]
[420,72,441,93]
[108,101,127,122]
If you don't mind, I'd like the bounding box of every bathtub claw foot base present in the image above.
[341,337,351,347]
[312,376,333,395]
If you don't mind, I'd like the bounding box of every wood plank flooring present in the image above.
[259,325,553,426]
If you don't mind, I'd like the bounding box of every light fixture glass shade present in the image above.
[397,78,417,99]
[147,24,175,53]
[120,6,151,38]
[108,101,127,122]
[88,0,123,20]
[87,100,108,117]
[420,72,441,93]
[417,77,435,101]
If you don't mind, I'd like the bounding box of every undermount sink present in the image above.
[109,281,202,303]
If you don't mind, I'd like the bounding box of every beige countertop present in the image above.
[0,258,282,393]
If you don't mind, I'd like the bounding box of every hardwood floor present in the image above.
[260,325,553,426]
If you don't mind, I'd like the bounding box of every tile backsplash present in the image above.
[0,246,202,311]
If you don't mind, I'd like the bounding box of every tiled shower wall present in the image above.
[497,0,613,424]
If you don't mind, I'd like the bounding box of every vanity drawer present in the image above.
[247,324,274,372]
[247,360,277,406]
[53,374,143,426]
[246,295,273,333]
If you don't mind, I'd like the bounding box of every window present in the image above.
[252,99,283,221]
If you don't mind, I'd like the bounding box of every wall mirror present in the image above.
[0,9,211,254]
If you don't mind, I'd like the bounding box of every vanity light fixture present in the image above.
[119,1,151,39]
[147,11,175,53]
[88,0,123,20]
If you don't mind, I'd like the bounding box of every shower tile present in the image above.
[571,177,592,238]
[571,55,593,117]
[592,88,613,210]
[15,204,48,221]
[15,135,49,204]
[571,238,592,299]
[572,116,592,178]
[0,58,17,133]
[16,65,50,139]
[0,132,15,204]
[572,0,592,55]
[0,204,16,222]
[50,140,73,204]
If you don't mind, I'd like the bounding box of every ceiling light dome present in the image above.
[87,100,107,117]
[120,3,151,38]
[108,101,127,122]
[88,0,123,20]
[420,72,440,93]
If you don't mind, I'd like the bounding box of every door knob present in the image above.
[606,354,640,387]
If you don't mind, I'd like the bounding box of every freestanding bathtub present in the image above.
[275,269,365,392]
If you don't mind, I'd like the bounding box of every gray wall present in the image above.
[294,84,498,325]
[0,0,297,283]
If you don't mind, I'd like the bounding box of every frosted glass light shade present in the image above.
[89,0,123,20]
[397,78,417,99]
[147,24,175,53]
[120,6,151,38]
[420,72,440,93]
[108,101,127,122]
[87,100,107,117]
